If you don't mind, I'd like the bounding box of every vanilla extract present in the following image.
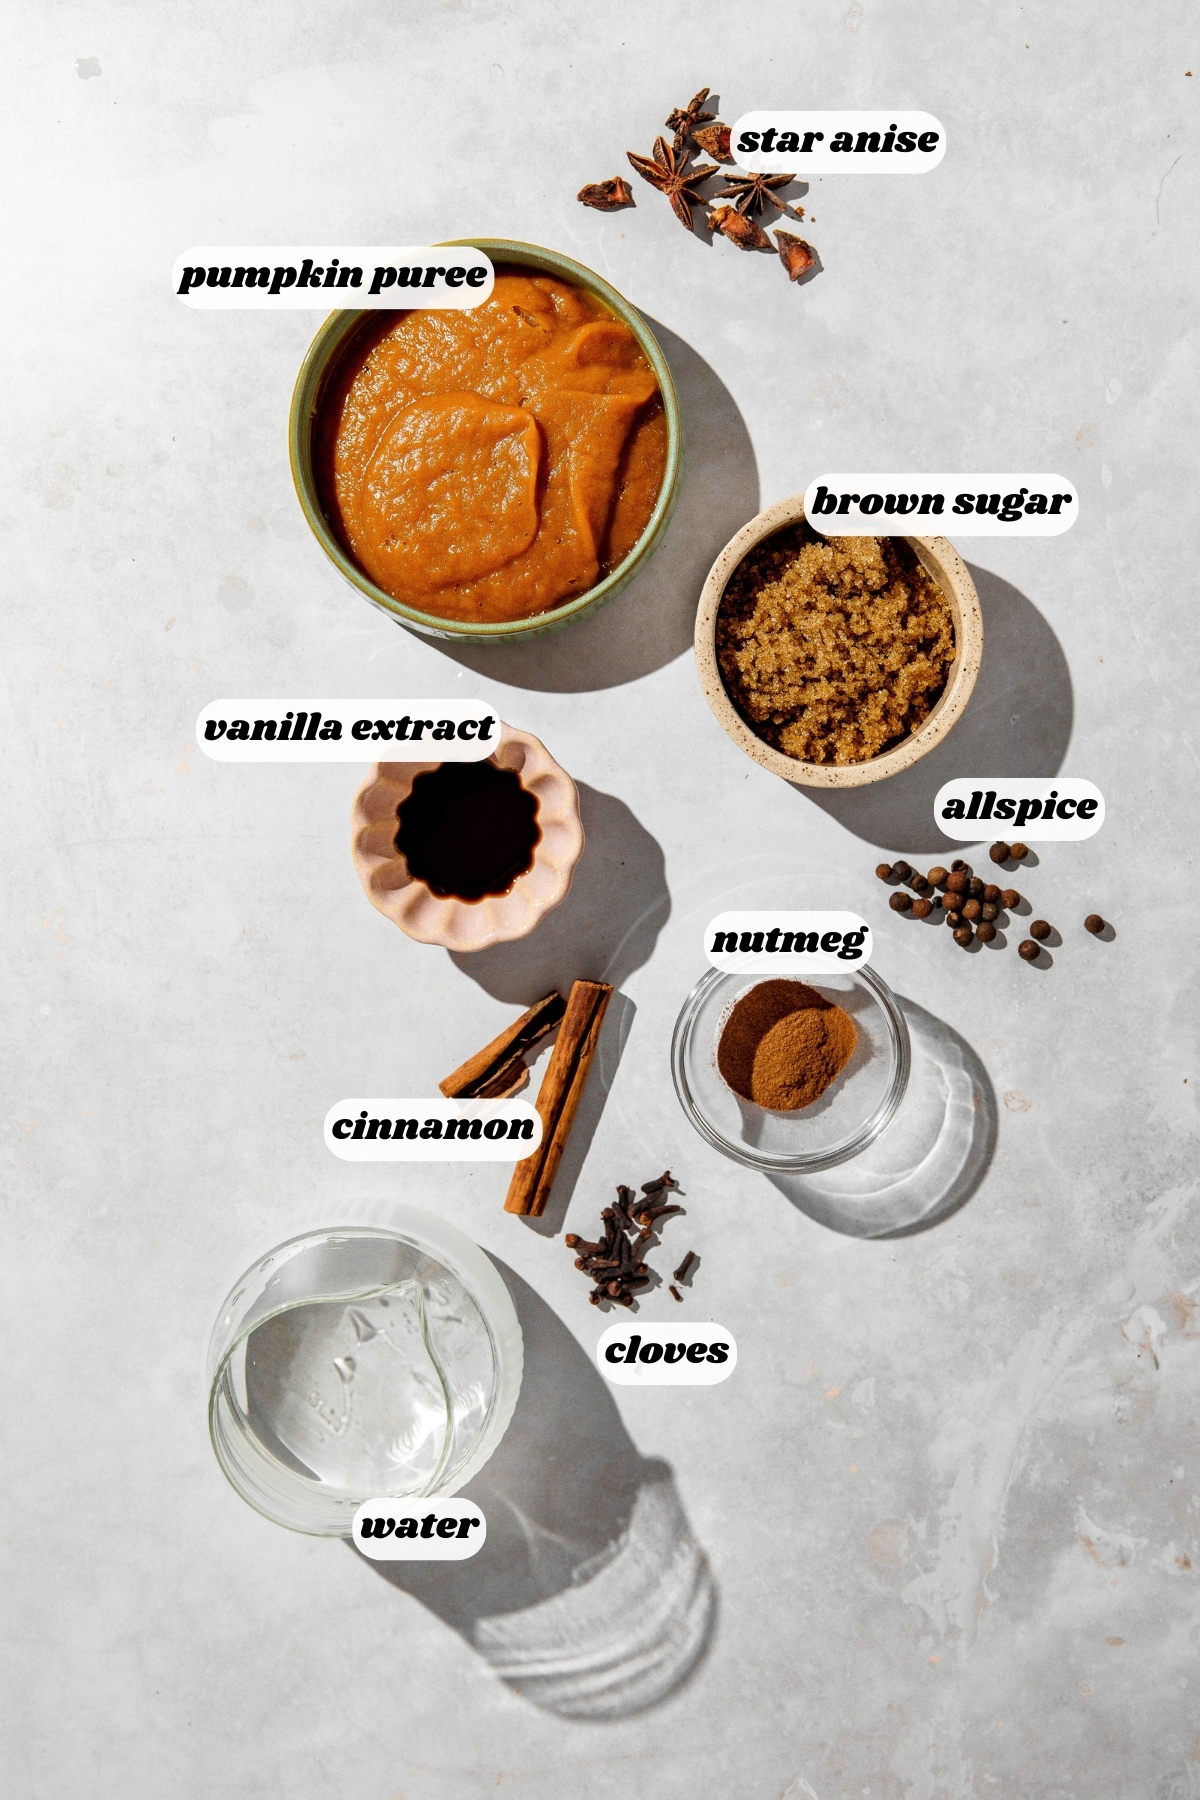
[396,759,541,903]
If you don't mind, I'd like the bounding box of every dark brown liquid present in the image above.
[395,760,541,902]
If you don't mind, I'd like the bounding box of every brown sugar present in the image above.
[715,523,956,764]
[717,978,857,1111]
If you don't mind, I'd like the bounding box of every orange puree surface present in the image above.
[323,271,668,624]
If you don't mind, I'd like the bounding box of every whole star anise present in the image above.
[627,137,719,231]
[665,86,715,151]
[715,171,799,217]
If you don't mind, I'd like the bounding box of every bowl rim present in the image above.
[349,720,585,952]
[206,1215,524,1536]
[288,237,683,644]
[670,964,912,1173]
[693,494,983,788]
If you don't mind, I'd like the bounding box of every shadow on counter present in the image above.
[799,563,1074,855]
[450,782,668,1005]
[431,318,759,692]
[358,1260,716,1720]
[767,996,997,1238]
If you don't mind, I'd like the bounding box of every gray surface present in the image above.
[5,3,1198,1795]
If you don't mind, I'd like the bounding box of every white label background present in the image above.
[197,700,500,762]
[173,247,494,308]
[730,112,946,174]
[352,1498,487,1560]
[804,475,1078,536]
[934,778,1105,841]
[325,1100,542,1161]
[597,1322,737,1386]
[705,911,873,973]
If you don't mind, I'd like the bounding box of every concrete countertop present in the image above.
[6,3,1197,1794]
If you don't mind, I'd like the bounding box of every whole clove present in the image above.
[673,1250,697,1284]
[635,1202,684,1227]
[641,1171,680,1194]
[566,1175,689,1308]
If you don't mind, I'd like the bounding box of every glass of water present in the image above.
[207,1210,523,1536]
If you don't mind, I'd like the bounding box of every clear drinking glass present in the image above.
[207,1211,523,1536]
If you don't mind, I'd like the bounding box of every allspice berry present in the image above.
[875,863,893,881]
[912,897,933,919]
[975,921,997,943]
[889,891,912,914]
[961,898,982,922]
[1000,888,1021,910]
[983,884,1001,904]
[1018,938,1042,962]
[928,866,949,889]
[953,925,975,947]
[1085,914,1106,935]
[945,910,963,928]
[989,841,1010,864]
[1029,919,1051,941]
[946,871,969,895]
[909,874,932,896]
[968,876,985,899]
[892,860,913,881]
[951,860,969,874]
[980,902,999,923]
[1009,843,1029,861]
[939,891,957,909]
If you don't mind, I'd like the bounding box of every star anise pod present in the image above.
[707,205,771,250]
[715,171,798,217]
[665,86,715,151]
[692,122,733,163]
[577,177,635,211]
[775,230,816,281]
[627,137,719,231]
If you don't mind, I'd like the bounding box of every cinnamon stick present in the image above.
[503,979,612,1216]
[439,991,566,1099]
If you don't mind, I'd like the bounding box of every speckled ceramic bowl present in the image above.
[350,722,583,952]
[694,495,983,789]
[290,238,682,645]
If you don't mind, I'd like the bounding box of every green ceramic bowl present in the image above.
[288,238,683,644]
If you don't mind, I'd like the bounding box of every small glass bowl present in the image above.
[670,966,910,1172]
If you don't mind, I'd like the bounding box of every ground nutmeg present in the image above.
[717,979,857,1112]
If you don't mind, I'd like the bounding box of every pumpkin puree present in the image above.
[324,271,668,624]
